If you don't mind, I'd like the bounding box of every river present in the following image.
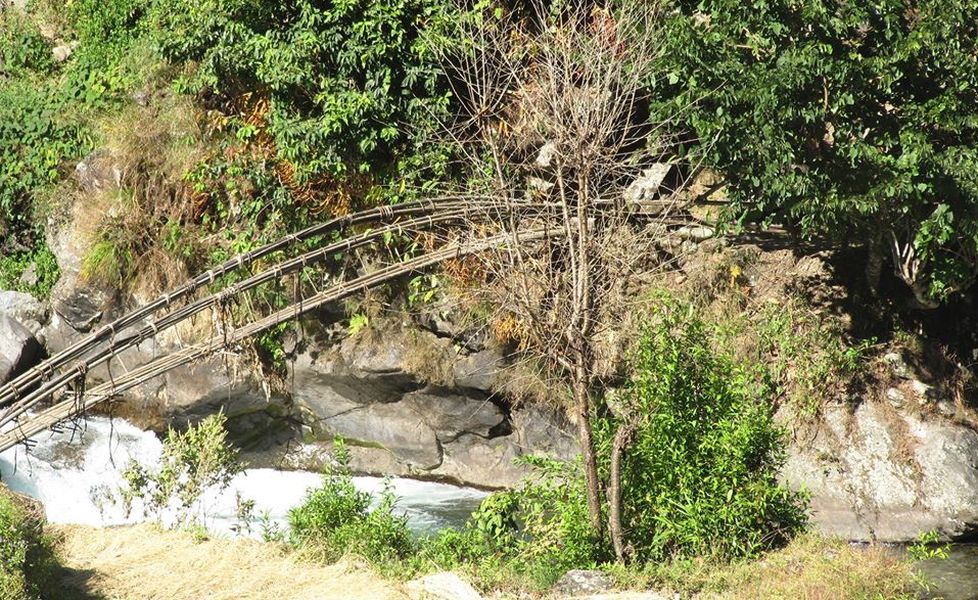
[0,416,487,536]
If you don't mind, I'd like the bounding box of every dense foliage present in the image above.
[288,440,415,565]
[413,302,807,588]
[601,303,807,559]
[0,12,83,248]
[0,489,57,600]
[149,0,456,183]
[659,0,978,303]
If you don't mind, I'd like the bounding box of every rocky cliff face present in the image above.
[781,350,978,542]
[4,150,978,537]
[281,320,578,488]
[782,400,978,541]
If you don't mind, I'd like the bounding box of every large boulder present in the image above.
[438,433,525,488]
[553,570,615,597]
[287,324,578,488]
[782,400,978,542]
[0,315,43,384]
[452,349,503,392]
[0,291,46,327]
[512,403,579,460]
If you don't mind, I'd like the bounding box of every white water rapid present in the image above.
[0,416,487,537]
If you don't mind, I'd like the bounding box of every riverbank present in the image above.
[47,524,921,600]
[52,524,409,600]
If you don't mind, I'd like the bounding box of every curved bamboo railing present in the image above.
[0,196,502,411]
[0,226,556,452]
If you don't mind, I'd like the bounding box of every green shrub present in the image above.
[67,0,149,49]
[0,489,57,600]
[603,302,808,560]
[148,0,457,182]
[0,9,54,77]
[421,300,807,591]
[422,458,606,590]
[0,245,60,300]
[289,439,415,567]
[114,412,242,525]
[0,78,86,247]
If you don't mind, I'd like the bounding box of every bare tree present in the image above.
[431,0,689,551]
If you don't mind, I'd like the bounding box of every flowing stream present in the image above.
[915,546,978,600]
[0,416,487,537]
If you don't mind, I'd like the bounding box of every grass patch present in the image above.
[650,532,918,600]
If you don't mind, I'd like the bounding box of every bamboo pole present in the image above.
[0,227,559,452]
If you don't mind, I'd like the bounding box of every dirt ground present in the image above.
[50,524,410,600]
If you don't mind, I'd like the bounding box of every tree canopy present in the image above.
[657,0,978,305]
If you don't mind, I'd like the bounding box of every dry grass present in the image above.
[52,524,410,600]
[711,534,916,600]
[77,94,208,299]
[632,533,917,600]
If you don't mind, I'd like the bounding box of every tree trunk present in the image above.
[573,366,603,536]
[608,421,634,561]
[865,229,883,297]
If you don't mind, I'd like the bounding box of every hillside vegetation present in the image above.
[2,0,977,598]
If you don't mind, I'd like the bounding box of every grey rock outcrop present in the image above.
[52,287,105,333]
[74,151,122,194]
[0,291,46,325]
[452,350,502,392]
[781,400,978,542]
[287,324,577,488]
[0,315,42,384]
[0,291,47,339]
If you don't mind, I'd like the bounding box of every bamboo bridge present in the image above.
[0,196,683,453]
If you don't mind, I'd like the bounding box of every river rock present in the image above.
[287,322,578,488]
[402,390,506,441]
[438,433,525,488]
[512,403,579,459]
[407,572,483,600]
[0,315,42,384]
[0,291,46,325]
[452,350,502,392]
[553,570,615,596]
[317,399,442,470]
[781,400,978,542]
[52,286,106,332]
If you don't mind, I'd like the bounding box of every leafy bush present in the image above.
[0,489,57,600]
[603,303,808,560]
[0,9,54,77]
[0,78,86,248]
[0,245,60,300]
[115,412,242,525]
[658,0,978,303]
[289,439,415,566]
[419,458,606,590]
[148,0,457,183]
[67,0,148,49]
[420,301,806,591]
